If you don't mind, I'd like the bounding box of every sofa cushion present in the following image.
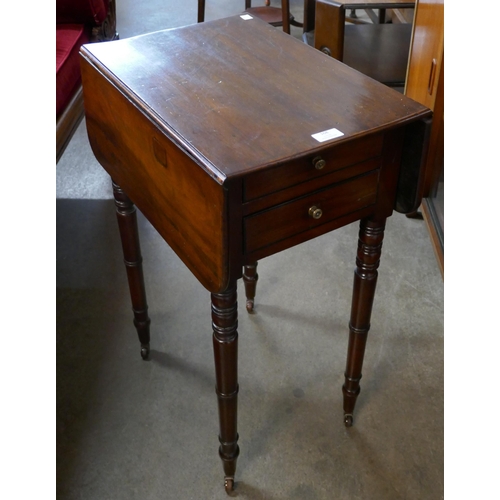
[56,24,90,118]
[56,0,109,25]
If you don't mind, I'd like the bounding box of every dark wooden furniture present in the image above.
[197,0,303,34]
[80,15,431,494]
[311,0,415,86]
[405,0,444,275]
[56,0,117,162]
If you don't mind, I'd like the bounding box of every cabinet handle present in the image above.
[320,46,332,57]
[308,206,323,219]
[428,58,437,95]
[312,156,326,170]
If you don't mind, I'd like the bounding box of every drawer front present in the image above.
[244,170,379,254]
[244,133,383,201]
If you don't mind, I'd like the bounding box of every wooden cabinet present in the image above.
[405,0,444,275]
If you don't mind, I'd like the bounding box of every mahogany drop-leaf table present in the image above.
[80,15,431,494]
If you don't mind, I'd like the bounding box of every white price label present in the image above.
[311,127,344,143]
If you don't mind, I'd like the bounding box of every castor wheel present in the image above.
[344,414,353,427]
[140,343,150,360]
[224,476,234,494]
[245,299,254,313]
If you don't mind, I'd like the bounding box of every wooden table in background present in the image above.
[312,0,416,86]
[80,15,430,494]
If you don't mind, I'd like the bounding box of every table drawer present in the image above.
[244,170,379,254]
[244,133,383,202]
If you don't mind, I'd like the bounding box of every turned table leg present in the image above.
[242,262,259,313]
[211,285,239,494]
[343,216,386,427]
[112,181,151,360]
[197,0,205,23]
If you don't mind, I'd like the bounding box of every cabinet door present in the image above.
[405,0,444,109]
[405,0,444,275]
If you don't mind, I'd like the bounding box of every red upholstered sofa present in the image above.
[56,0,117,162]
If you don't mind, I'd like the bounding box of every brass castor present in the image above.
[140,343,150,360]
[344,414,353,427]
[224,477,235,494]
[245,299,254,313]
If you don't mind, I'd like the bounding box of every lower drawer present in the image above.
[244,170,379,254]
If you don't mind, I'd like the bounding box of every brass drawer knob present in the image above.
[308,206,323,219]
[312,156,326,170]
[320,46,332,57]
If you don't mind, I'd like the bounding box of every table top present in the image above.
[321,0,414,8]
[81,15,427,184]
